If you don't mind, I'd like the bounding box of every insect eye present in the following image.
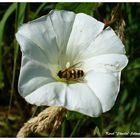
[57,71,62,78]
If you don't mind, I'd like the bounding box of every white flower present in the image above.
[16,10,128,117]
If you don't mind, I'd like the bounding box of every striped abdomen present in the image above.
[57,69,84,81]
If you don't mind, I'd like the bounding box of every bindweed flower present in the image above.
[16,10,128,117]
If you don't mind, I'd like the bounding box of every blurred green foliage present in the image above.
[0,3,140,137]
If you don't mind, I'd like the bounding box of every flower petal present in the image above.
[25,82,67,106]
[16,10,128,117]
[16,10,76,65]
[25,81,103,117]
[83,54,128,73]
[65,83,103,117]
[48,10,76,51]
[86,71,121,112]
[82,27,126,59]
[16,33,49,65]
[18,55,54,97]
[66,13,104,63]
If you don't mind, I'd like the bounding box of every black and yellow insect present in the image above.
[57,62,85,82]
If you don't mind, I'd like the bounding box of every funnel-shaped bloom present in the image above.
[16,10,128,117]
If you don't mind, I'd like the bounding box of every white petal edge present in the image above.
[16,10,76,66]
[16,33,50,65]
[25,82,103,117]
[83,54,128,73]
[18,55,55,97]
[65,83,103,117]
[85,71,121,112]
[48,10,76,51]
[25,82,67,106]
[81,27,126,59]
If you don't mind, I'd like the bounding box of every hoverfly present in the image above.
[57,62,85,82]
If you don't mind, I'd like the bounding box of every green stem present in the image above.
[33,3,46,19]
[8,3,26,116]
[70,119,82,137]
[101,115,103,136]
[61,119,66,137]
[31,106,39,118]
[7,3,18,117]
[0,3,17,88]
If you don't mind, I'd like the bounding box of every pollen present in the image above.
[66,62,71,68]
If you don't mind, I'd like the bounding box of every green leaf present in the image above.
[32,3,46,19]
[55,3,79,11]
[0,3,17,89]
[127,58,140,70]
[8,3,27,114]
[16,3,26,27]
[128,98,137,118]
[70,119,84,137]
[120,89,128,104]
[66,111,86,120]
[93,126,102,137]
[74,3,96,15]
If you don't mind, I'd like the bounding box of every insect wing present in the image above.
[67,62,83,70]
